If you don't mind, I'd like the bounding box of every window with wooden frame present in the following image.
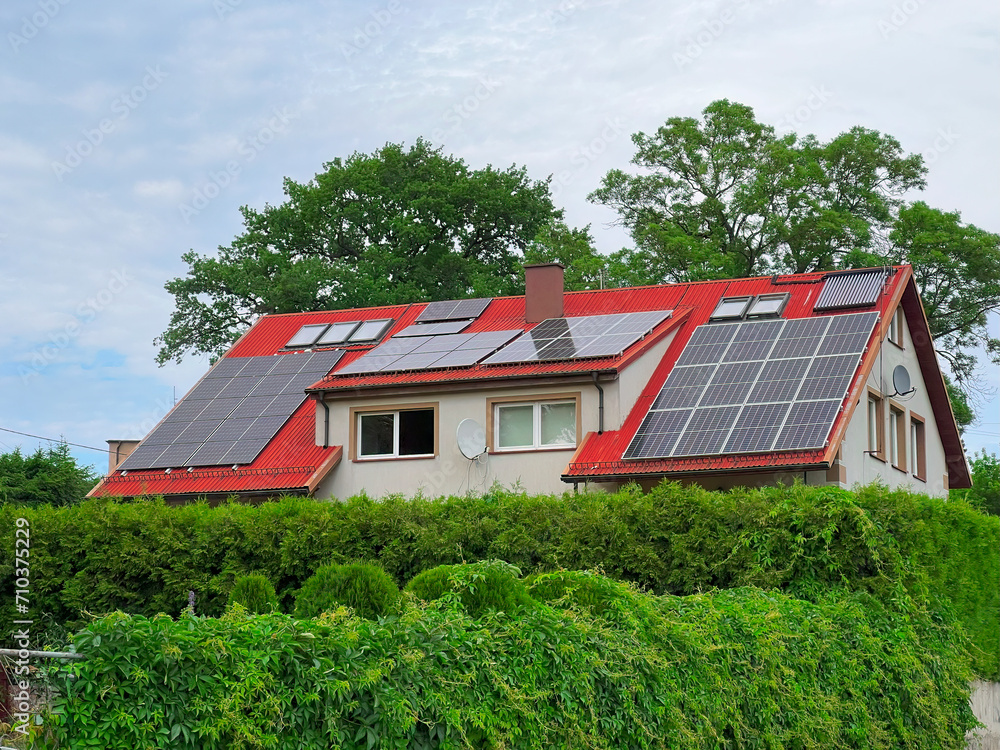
[889,402,906,471]
[888,307,904,347]
[350,403,438,460]
[867,390,885,460]
[910,413,927,481]
[487,393,580,452]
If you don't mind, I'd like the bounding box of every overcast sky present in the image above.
[1,0,997,472]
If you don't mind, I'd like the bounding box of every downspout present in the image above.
[318,395,330,449]
[591,372,604,435]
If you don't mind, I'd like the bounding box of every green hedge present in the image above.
[39,576,976,750]
[1,482,996,675]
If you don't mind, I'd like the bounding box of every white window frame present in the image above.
[351,404,437,460]
[491,398,578,452]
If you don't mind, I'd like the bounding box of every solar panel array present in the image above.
[482,310,672,365]
[119,351,342,471]
[416,298,493,323]
[336,330,522,375]
[814,270,888,311]
[624,312,878,459]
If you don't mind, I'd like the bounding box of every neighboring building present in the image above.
[90,263,970,502]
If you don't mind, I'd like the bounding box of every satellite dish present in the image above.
[892,365,912,396]
[457,418,487,459]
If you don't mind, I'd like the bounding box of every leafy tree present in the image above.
[589,99,925,281]
[590,99,1000,412]
[156,139,558,364]
[0,443,98,506]
[952,451,1000,517]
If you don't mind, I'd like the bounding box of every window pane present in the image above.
[498,405,533,448]
[360,413,394,456]
[868,399,877,451]
[399,409,435,456]
[889,411,898,464]
[540,402,576,446]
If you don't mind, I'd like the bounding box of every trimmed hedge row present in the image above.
[1,481,996,676]
[39,573,977,750]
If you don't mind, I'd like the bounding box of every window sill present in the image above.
[353,454,437,463]
[891,464,908,475]
[913,474,927,483]
[489,446,577,455]
[867,451,886,463]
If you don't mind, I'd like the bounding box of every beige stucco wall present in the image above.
[313,330,678,500]
[835,307,951,497]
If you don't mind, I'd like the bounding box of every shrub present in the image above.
[405,560,532,618]
[294,562,398,619]
[228,573,278,614]
[43,578,977,750]
[1,483,996,676]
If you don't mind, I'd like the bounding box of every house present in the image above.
[89,263,970,502]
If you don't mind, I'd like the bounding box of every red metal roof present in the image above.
[90,264,970,497]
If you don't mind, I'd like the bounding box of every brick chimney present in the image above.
[524,262,565,323]
[107,439,140,474]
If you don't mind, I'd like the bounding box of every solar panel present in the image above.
[482,310,671,366]
[671,405,742,456]
[118,351,343,471]
[394,320,472,337]
[747,359,811,404]
[286,324,329,349]
[336,330,522,375]
[772,400,842,450]
[723,403,791,453]
[416,298,493,323]
[623,409,693,459]
[625,311,879,460]
[814,270,888,311]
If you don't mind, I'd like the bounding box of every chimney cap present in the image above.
[523,261,565,270]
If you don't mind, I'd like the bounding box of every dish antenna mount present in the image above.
[890,364,915,397]
[456,418,487,459]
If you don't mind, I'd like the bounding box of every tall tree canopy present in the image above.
[588,99,1000,404]
[156,139,557,364]
[0,443,98,507]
